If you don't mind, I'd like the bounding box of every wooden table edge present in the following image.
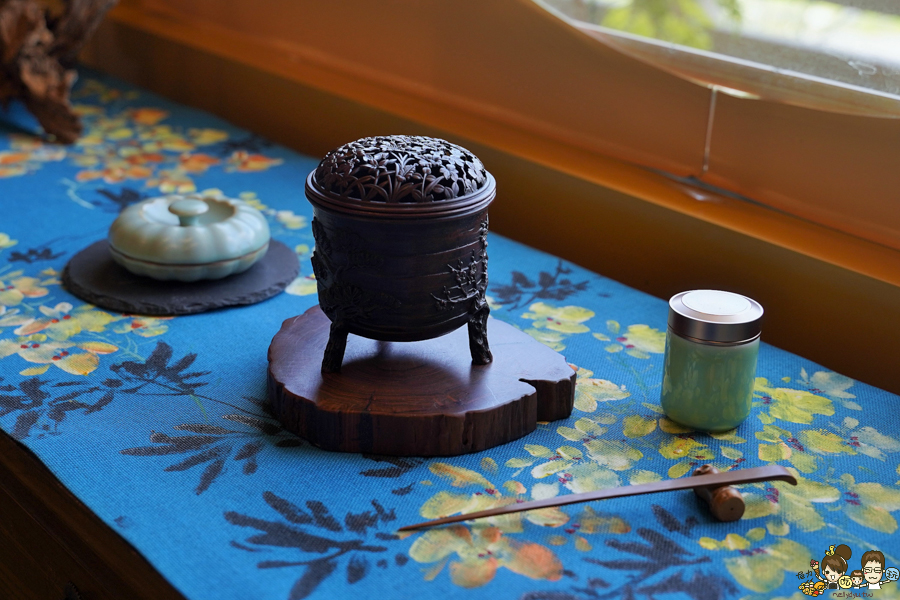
[0,431,187,600]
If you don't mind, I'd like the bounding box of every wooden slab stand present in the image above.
[268,306,576,456]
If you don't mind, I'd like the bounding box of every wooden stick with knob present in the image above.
[692,464,746,522]
[398,464,795,532]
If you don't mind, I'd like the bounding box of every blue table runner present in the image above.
[1,71,899,600]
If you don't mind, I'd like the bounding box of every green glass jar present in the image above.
[660,290,763,432]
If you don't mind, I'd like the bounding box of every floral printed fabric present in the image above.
[1,71,899,600]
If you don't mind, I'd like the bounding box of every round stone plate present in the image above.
[62,240,300,316]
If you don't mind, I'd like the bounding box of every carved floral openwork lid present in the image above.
[307,135,495,218]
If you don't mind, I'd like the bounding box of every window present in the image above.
[541,0,900,114]
[535,0,900,251]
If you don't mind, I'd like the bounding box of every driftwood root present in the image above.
[0,0,116,143]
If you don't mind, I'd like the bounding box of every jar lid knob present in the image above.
[169,199,209,226]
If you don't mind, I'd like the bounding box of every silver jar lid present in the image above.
[668,290,763,344]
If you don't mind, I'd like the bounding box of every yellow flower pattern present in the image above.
[593,320,666,359]
[0,262,174,375]
[409,355,898,595]
[521,302,595,350]
[411,461,629,587]
[1,79,283,198]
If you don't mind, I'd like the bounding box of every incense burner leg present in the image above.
[468,302,492,365]
[321,321,348,373]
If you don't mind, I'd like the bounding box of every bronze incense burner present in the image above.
[306,135,495,373]
[268,135,575,455]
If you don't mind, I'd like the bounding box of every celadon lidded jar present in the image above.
[108,194,270,282]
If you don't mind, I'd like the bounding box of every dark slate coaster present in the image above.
[62,240,300,315]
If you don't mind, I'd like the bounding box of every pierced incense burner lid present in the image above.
[108,194,270,282]
[308,135,494,217]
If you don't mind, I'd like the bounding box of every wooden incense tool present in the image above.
[692,464,746,521]
[398,464,795,531]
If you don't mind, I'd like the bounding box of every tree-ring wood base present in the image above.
[267,305,576,456]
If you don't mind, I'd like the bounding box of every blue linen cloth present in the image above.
[1,70,899,600]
